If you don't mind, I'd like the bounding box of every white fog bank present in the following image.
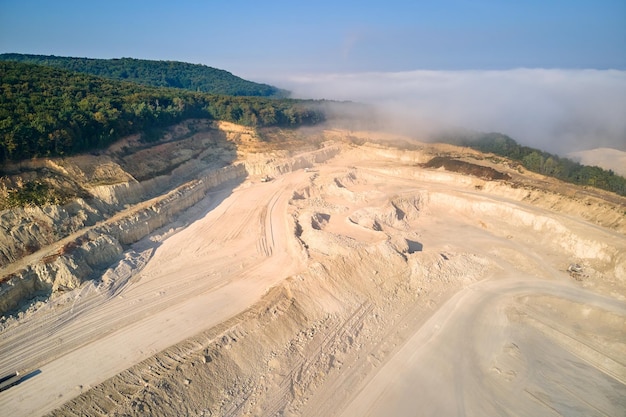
[264,69,626,155]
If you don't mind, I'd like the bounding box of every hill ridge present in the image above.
[0,61,323,163]
[0,53,288,97]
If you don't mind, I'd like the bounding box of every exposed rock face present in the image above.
[0,121,340,316]
[0,234,123,314]
[0,165,246,315]
[0,200,101,266]
[103,165,247,246]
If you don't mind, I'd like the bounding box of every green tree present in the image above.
[0,61,325,163]
[522,151,543,172]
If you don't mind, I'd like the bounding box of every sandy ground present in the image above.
[340,278,626,417]
[1,136,625,416]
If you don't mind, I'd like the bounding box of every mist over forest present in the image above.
[265,69,626,155]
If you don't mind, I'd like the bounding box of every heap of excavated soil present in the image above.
[0,127,624,417]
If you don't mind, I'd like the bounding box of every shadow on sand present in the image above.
[0,369,41,392]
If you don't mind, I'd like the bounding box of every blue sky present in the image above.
[1,0,624,75]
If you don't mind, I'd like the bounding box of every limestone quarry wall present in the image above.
[0,143,341,317]
[0,200,103,267]
[104,164,246,245]
[0,164,245,316]
[242,145,341,177]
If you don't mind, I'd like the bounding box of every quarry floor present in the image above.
[1,140,625,416]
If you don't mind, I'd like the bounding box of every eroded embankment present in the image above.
[0,120,225,267]
[0,164,246,316]
[350,142,626,235]
[0,121,338,317]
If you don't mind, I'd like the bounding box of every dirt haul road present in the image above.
[1,137,625,416]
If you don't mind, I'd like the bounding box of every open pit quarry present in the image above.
[0,121,625,416]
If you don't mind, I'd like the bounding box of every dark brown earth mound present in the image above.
[422,156,511,181]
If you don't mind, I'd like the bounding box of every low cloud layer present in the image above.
[268,69,626,154]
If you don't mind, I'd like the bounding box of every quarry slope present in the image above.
[0,125,625,416]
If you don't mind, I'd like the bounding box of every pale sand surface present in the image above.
[1,137,625,416]
[339,278,626,417]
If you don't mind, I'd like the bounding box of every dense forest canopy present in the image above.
[441,132,626,196]
[0,53,288,97]
[0,61,324,162]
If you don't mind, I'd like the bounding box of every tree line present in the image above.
[0,53,287,97]
[0,61,324,162]
[444,132,626,196]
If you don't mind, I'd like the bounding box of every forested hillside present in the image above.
[0,53,287,97]
[0,61,324,162]
[444,132,626,196]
